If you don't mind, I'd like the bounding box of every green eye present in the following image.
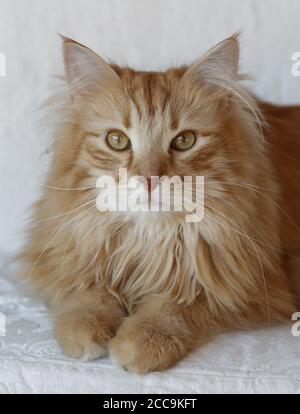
[106,131,131,151]
[171,131,196,151]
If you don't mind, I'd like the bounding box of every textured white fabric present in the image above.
[1,0,300,253]
[0,257,299,394]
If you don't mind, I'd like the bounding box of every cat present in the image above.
[19,33,300,373]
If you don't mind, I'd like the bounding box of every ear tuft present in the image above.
[184,32,241,86]
[60,35,119,85]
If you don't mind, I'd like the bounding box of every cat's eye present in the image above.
[106,131,131,151]
[171,131,196,151]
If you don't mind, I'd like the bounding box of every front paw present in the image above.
[109,318,188,373]
[54,310,114,361]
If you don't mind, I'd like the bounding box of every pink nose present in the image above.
[140,177,160,193]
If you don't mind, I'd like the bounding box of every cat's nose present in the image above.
[140,177,160,193]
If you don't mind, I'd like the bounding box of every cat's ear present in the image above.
[61,35,119,85]
[183,33,240,87]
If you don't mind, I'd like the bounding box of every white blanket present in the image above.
[0,257,299,394]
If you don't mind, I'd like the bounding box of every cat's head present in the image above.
[48,34,262,226]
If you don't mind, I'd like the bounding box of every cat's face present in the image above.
[57,36,261,224]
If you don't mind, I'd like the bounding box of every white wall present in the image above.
[0,0,300,254]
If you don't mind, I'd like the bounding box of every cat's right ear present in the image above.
[182,33,241,91]
[61,35,120,86]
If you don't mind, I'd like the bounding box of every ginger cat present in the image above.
[20,34,300,373]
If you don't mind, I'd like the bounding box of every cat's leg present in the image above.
[53,288,126,361]
[109,295,220,373]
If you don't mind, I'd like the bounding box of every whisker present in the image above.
[220,180,277,193]
[183,184,298,257]
[222,181,300,232]
[31,198,97,225]
[26,205,98,282]
[42,184,96,192]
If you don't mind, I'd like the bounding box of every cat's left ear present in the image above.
[183,33,240,87]
[61,35,120,86]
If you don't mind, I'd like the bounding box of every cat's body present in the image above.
[20,35,300,373]
[262,103,300,253]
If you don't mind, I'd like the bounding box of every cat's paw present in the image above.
[54,310,113,361]
[109,318,187,373]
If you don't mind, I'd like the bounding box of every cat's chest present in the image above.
[96,222,201,308]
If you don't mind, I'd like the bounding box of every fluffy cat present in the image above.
[20,34,300,373]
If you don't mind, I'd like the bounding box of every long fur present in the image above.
[19,34,299,372]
